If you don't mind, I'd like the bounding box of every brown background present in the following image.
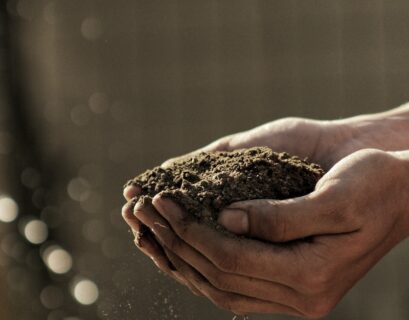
[0,0,409,319]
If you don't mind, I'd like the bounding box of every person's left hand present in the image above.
[131,149,409,318]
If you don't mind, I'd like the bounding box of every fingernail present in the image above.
[133,196,151,214]
[123,184,137,200]
[134,226,147,247]
[133,200,143,212]
[218,208,249,235]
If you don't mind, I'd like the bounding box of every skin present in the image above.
[122,103,409,318]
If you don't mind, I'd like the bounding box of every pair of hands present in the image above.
[122,117,409,318]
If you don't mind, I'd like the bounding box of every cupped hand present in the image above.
[122,117,344,293]
[121,115,408,316]
[132,149,409,317]
[121,115,369,276]
[122,117,346,294]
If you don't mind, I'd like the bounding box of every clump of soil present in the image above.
[125,147,324,228]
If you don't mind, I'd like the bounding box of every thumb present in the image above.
[217,191,354,242]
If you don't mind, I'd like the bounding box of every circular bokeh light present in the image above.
[72,279,99,305]
[0,196,19,223]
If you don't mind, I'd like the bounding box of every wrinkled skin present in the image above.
[122,116,409,318]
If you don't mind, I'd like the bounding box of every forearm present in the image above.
[336,102,409,152]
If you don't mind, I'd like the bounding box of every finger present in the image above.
[165,249,302,317]
[123,185,141,201]
[122,199,143,233]
[174,274,204,297]
[140,207,305,312]
[122,200,174,269]
[137,231,202,296]
[131,199,203,296]
[151,196,302,285]
[134,228,174,274]
[122,200,186,285]
[218,190,359,242]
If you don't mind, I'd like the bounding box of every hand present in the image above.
[121,110,409,314]
[133,149,409,317]
[122,117,348,294]
[121,115,405,305]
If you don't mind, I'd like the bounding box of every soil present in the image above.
[124,147,324,232]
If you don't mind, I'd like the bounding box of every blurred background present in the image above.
[0,0,408,319]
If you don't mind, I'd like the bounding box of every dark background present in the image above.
[0,1,408,319]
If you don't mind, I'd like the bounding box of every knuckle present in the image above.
[269,205,287,242]
[208,272,233,292]
[173,219,190,238]
[215,254,239,273]
[247,201,287,242]
[277,116,303,126]
[213,135,236,151]
[246,201,286,242]
[210,293,236,312]
[298,269,332,295]
[325,204,359,228]
[166,233,181,253]
[316,192,361,229]
[325,206,347,225]
[356,148,385,160]
[121,203,132,219]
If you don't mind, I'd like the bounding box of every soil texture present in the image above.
[125,147,324,229]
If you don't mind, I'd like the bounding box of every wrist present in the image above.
[389,150,409,239]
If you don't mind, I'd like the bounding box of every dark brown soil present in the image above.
[125,147,324,230]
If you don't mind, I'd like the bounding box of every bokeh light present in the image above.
[40,286,64,309]
[72,279,99,305]
[21,167,41,189]
[89,92,109,114]
[42,245,73,274]
[70,105,90,127]
[81,17,103,41]
[42,1,63,25]
[0,195,19,223]
[16,0,35,20]
[67,178,90,202]
[23,219,48,245]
